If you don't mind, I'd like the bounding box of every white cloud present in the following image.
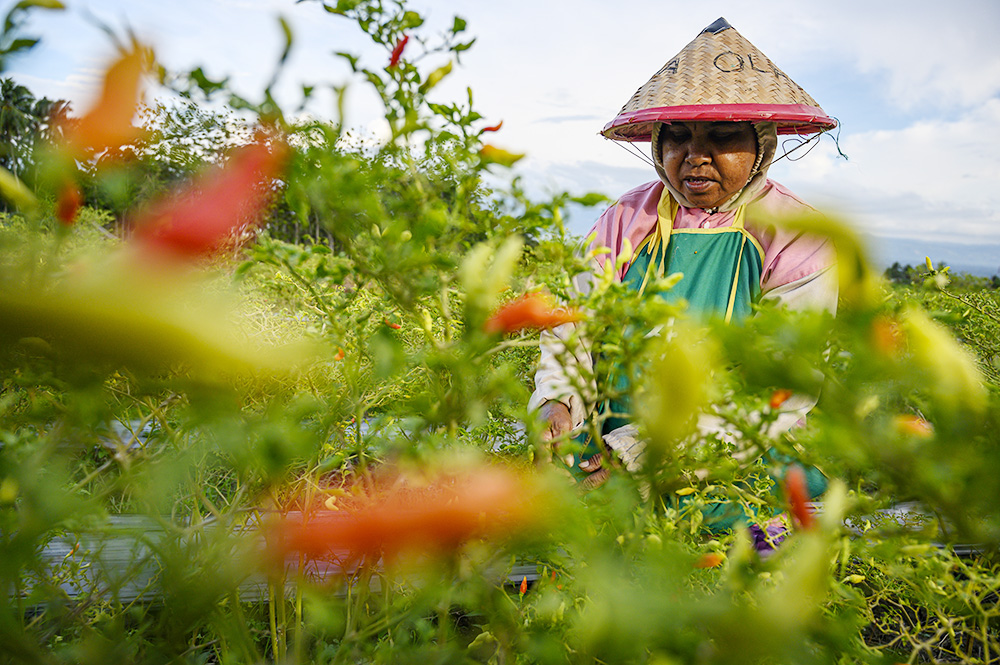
[821,0,1000,110]
[784,97,1000,243]
[4,69,98,107]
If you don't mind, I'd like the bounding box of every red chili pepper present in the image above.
[55,181,82,225]
[131,137,288,259]
[383,318,402,330]
[769,388,793,409]
[694,552,724,569]
[519,576,528,595]
[482,120,503,133]
[388,35,409,68]
[484,293,581,335]
[783,466,815,530]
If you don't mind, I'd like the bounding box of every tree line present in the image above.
[884,260,1000,290]
[0,77,70,180]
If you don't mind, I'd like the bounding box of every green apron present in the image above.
[577,190,827,530]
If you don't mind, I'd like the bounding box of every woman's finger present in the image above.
[581,467,611,490]
[578,454,603,472]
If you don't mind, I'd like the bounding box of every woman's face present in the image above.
[659,121,758,209]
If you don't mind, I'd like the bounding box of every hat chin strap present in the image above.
[652,122,778,213]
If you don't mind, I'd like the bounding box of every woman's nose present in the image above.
[684,141,711,164]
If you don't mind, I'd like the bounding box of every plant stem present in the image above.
[268,580,280,660]
[277,573,288,660]
[294,554,305,663]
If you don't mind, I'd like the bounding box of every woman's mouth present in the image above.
[683,177,715,193]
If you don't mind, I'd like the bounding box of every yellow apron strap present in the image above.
[731,204,746,230]
[639,189,679,295]
[723,205,763,323]
[724,236,747,324]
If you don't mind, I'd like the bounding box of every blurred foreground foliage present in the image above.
[1,1,999,663]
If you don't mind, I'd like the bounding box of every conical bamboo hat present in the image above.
[602,18,835,141]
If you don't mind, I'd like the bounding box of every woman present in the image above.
[530,18,836,530]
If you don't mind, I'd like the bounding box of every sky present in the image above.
[6,0,1000,274]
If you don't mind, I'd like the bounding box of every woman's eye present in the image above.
[664,130,689,142]
[710,127,753,143]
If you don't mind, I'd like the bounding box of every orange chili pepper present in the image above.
[769,388,793,409]
[62,46,150,155]
[481,120,503,133]
[484,293,581,335]
[273,466,552,563]
[694,552,725,569]
[894,414,933,438]
[871,315,905,357]
[519,576,528,595]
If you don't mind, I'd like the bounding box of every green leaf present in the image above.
[7,37,38,53]
[14,0,65,9]
[330,0,363,14]
[570,192,611,207]
[335,51,359,71]
[363,69,384,90]
[4,0,62,39]
[277,16,294,65]
[189,67,228,96]
[234,261,256,278]
[418,60,452,94]
[427,102,451,116]
[400,10,423,29]
[0,166,38,213]
[451,16,467,33]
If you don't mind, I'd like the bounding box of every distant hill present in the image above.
[866,235,999,278]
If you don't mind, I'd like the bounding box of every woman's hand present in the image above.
[540,400,573,444]
[540,400,610,488]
